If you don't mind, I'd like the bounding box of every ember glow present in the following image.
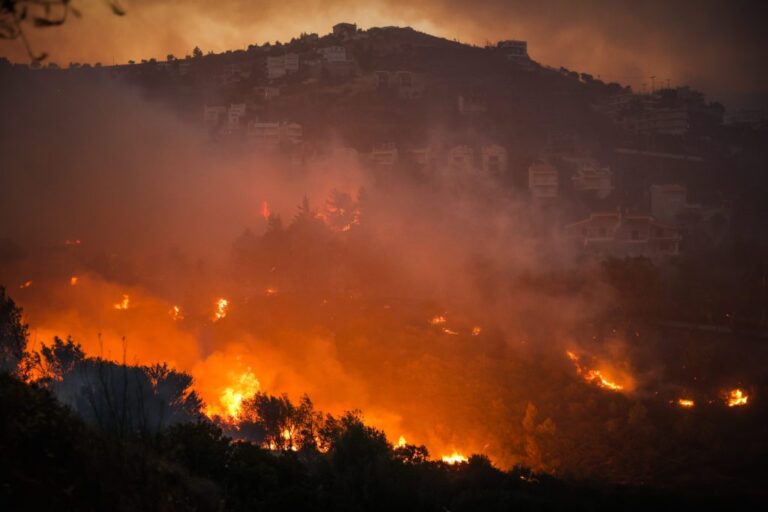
[213,298,229,322]
[430,315,447,325]
[726,389,748,407]
[169,305,183,321]
[261,200,270,219]
[677,399,695,408]
[69,276,79,286]
[19,280,32,289]
[113,294,130,310]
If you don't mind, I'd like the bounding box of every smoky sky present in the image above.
[1,0,766,107]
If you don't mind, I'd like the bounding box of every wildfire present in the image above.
[19,280,32,289]
[472,326,482,336]
[726,388,748,407]
[69,276,79,286]
[397,435,407,448]
[113,294,130,310]
[265,287,278,296]
[442,328,459,335]
[566,351,624,392]
[677,399,695,408]
[441,451,468,465]
[213,298,229,321]
[169,305,184,321]
[64,239,81,246]
[206,370,261,420]
[261,200,270,219]
[430,315,447,325]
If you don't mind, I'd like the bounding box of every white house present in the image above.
[226,103,247,132]
[564,212,680,258]
[266,53,299,79]
[528,160,559,199]
[370,143,399,166]
[321,46,347,63]
[572,163,613,198]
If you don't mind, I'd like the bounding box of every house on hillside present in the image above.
[333,22,358,40]
[370,143,399,166]
[481,145,508,175]
[497,40,528,60]
[372,70,425,99]
[247,121,303,148]
[254,86,280,101]
[226,104,247,133]
[528,160,559,199]
[572,163,613,198]
[266,53,299,79]
[458,94,486,114]
[320,46,347,63]
[564,212,681,259]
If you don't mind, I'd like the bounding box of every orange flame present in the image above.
[205,370,260,420]
[677,398,695,408]
[64,239,81,246]
[441,451,468,464]
[213,298,229,321]
[726,388,748,407]
[69,276,79,286]
[566,351,625,392]
[396,435,407,448]
[471,326,482,336]
[261,200,270,219]
[19,280,32,289]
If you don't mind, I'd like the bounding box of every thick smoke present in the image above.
[1,74,654,474]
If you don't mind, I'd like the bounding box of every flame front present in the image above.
[726,389,748,407]
[677,398,695,408]
[397,435,407,448]
[206,370,261,420]
[566,351,625,392]
[441,451,468,464]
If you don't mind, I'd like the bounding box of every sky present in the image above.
[1,0,767,108]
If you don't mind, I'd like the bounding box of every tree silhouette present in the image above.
[0,286,28,375]
[0,0,125,61]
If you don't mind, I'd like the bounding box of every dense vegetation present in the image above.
[1,286,765,510]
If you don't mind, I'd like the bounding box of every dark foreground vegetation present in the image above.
[0,287,762,511]
[0,373,743,512]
